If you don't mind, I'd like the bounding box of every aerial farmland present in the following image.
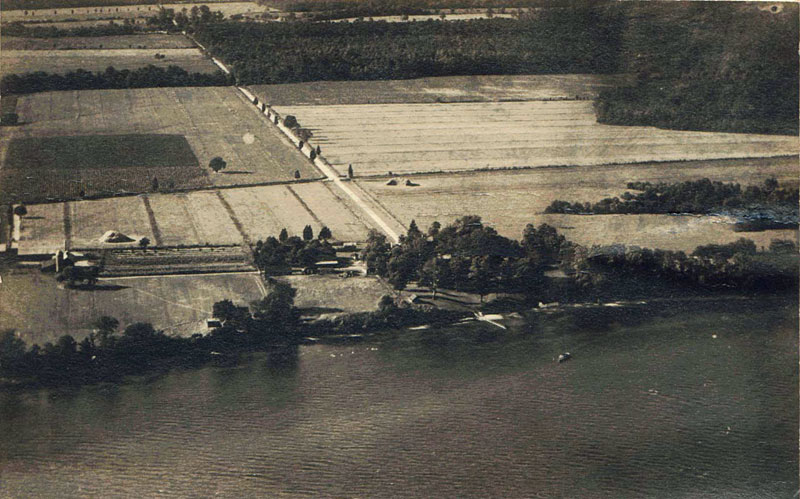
[0,86,320,204]
[272,98,798,177]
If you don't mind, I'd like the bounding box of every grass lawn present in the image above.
[5,134,198,170]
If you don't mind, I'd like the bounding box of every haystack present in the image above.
[99,230,134,243]
[385,178,398,186]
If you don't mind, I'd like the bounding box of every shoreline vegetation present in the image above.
[544,178,799,231]
[1,217,796,390]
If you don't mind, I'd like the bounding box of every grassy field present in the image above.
[280,274,388,318]
[0,269,385,345]
[1,48,219,76]
[1,86,318,203]
[1,33,195,50]
[6,134,198,170]
[251,74,630,107]
[220,183,371,243]
[273,100,799,177]
[356,158,799,250]
[3,2,266,21]
[0,270,266,345]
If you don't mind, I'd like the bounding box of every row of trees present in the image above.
[362,216,570,301]
[194,9,624,85]
[545,178,799,215]
[253,226,335,271]
[146,5,223,32]
[594,2,798,135]
[0,279,301,386]
[0,65,231,95]
[4,20,141,37]
[569,238,799,294]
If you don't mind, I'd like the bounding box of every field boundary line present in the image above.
[349,180,408,233]
[140,194,164,246]
[214,190,253,254]
[285,185,324,227]
[63,201,72,251]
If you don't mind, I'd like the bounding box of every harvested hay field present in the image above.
[1,33,195,50]
[220,182,371,243]
[147,191,244,247]
[273,100,799,177]
[6,134,198,170]
[1,48,219,76]
[356,158,799,251]
[1,87,318,203]
[0,270,265,345]
[17,181,371,255]
[251,74,629,106]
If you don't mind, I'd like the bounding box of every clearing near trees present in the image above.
[15,183,372,255]
[356,157,798,252]
[1,48,219,76]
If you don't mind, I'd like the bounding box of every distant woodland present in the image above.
[594,2,798,135]
[1,1,795,135]
[194,10,624,83]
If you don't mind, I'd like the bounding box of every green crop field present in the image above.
[5,134,198,170]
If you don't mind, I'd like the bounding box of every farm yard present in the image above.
[272,100,799,177]
[15,182,372,255]
[0,86,319,204]
[281,274,390,318]
[251,74,631,107]
[0,270,266,345]
[356,157,799,251]
[1,33,195,50]
[1,48,219,76]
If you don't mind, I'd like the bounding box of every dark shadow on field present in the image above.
[222,170,253,175]
[23,216,45,220]
[69,283,129,291]
[298,306,344,315]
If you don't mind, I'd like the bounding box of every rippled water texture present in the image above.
[1,298,797,498]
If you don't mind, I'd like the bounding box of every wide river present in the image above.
[1,297,797,498]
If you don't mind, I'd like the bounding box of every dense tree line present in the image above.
[545,178,799,215]
[568,238,799,294]
[0,65,231,95]
[268,0,578,18]
[4,20,142,37]
[253,226,336,271]
[146,5,224,31]
[594,2,799,135]
[362,216,570,301]
[193,10,624,85]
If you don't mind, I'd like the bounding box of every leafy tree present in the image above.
[302,225,313,241]
[13,205,27,217]
[279,228,289,243]
[93,315,119,348]
[209,156,227,173]
[151,176,159,191]
[294,170,301,179]
[139,237,151,248]
[0,330,27,375]
[284,115,298,128]
[362,229,391,275]
[318,226,332,240]
[347,164,354,178]
[1,112,19,126]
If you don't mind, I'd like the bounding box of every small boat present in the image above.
[474,311,507,330]
[558,352,572,363]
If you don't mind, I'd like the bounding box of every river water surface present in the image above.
[1,298,797,498]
